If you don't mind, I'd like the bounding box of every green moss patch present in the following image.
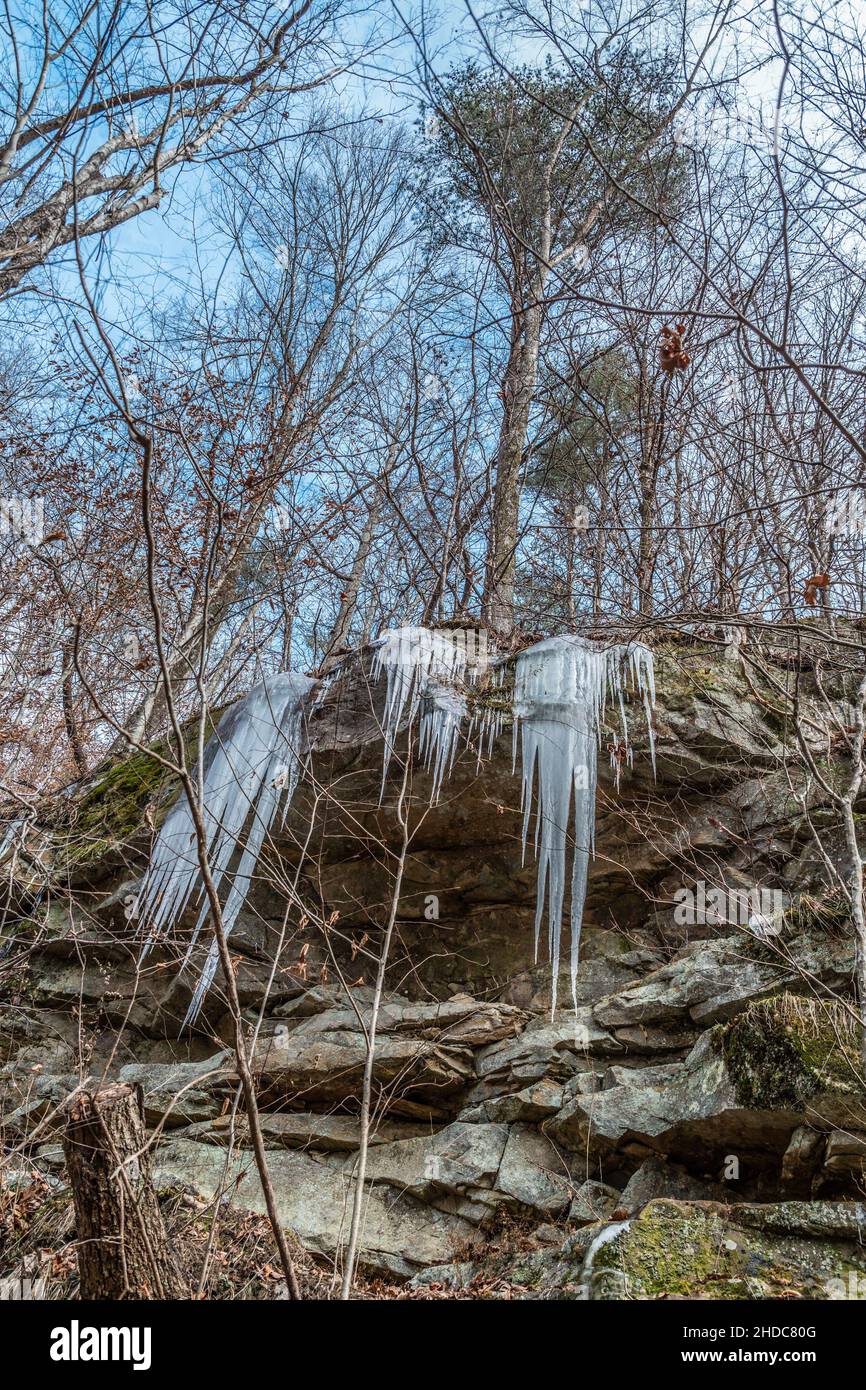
[57,751,174,867]
[594,1200,742,1299]
[594,1198,866,1299]
[49,707,229,870]
[717,994,863,1110]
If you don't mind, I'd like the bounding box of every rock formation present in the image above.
[2,628,866,1297]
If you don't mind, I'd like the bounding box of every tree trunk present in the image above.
[63,1083,189,1300]
[62,627,88,778]
[637,470,656,620]
[319,497,380,674]
[483,292,545,636]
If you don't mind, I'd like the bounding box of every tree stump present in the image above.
[63,1082,189,1299]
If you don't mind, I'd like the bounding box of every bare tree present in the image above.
[0,0,349,299]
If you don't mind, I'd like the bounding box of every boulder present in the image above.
[153,1137,482,1279]
[330,1119,571,1223]
[590,1197,866,1300]
[593,932,854,1031]
[823,1131,866,1177]
[494,1125,571,1216]
[351,1120,509,1221]
[474,1010,622,1093]
[459,1078,565,1124]
[183,1111,434,1152]
[568,1180,621,1226]
[551,996,866,1169]
[247,1029,474,1116]
[278,993,526,1047]
[1,1072,80,1138]
[619,1156,728,1210]
[781,1125,825,1194]
[117,1052,231,1128]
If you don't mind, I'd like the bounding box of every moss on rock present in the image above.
[58,751,173,867]
[593,1201,740,1299]
[717,994,863,1111]
[593,1198,866,1300]
[50,709,227,870]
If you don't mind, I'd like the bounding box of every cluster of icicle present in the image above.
[136,627,654,1022]
[372,627,507,799]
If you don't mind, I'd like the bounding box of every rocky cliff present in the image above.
[2,630,866,1298]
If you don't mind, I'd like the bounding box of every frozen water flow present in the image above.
[578,1219,631,1299]
[138,671,315,1024]
[514,636,655,1012]
[137,626,653,1023]
[372,627,470,801]
[0,817,24,863]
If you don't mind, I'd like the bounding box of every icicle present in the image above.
[419,681,467,801]
[371,627,471,802]
[480,703,504,758]
[513,636,655,1013]
[137,671,316,1024]
[0,818,24,863]
[465,657,508,769]
[135,626,653,1027]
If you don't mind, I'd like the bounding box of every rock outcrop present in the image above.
[2,631,866,1296]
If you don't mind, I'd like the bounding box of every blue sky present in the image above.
[7,0,790,390]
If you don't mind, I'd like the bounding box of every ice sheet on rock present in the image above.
[138,671,316,1024]
[513,636,655,1012]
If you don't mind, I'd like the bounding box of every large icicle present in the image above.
[419,680,467,801]
[137,671,316,1024]
[513,636,655,1012]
